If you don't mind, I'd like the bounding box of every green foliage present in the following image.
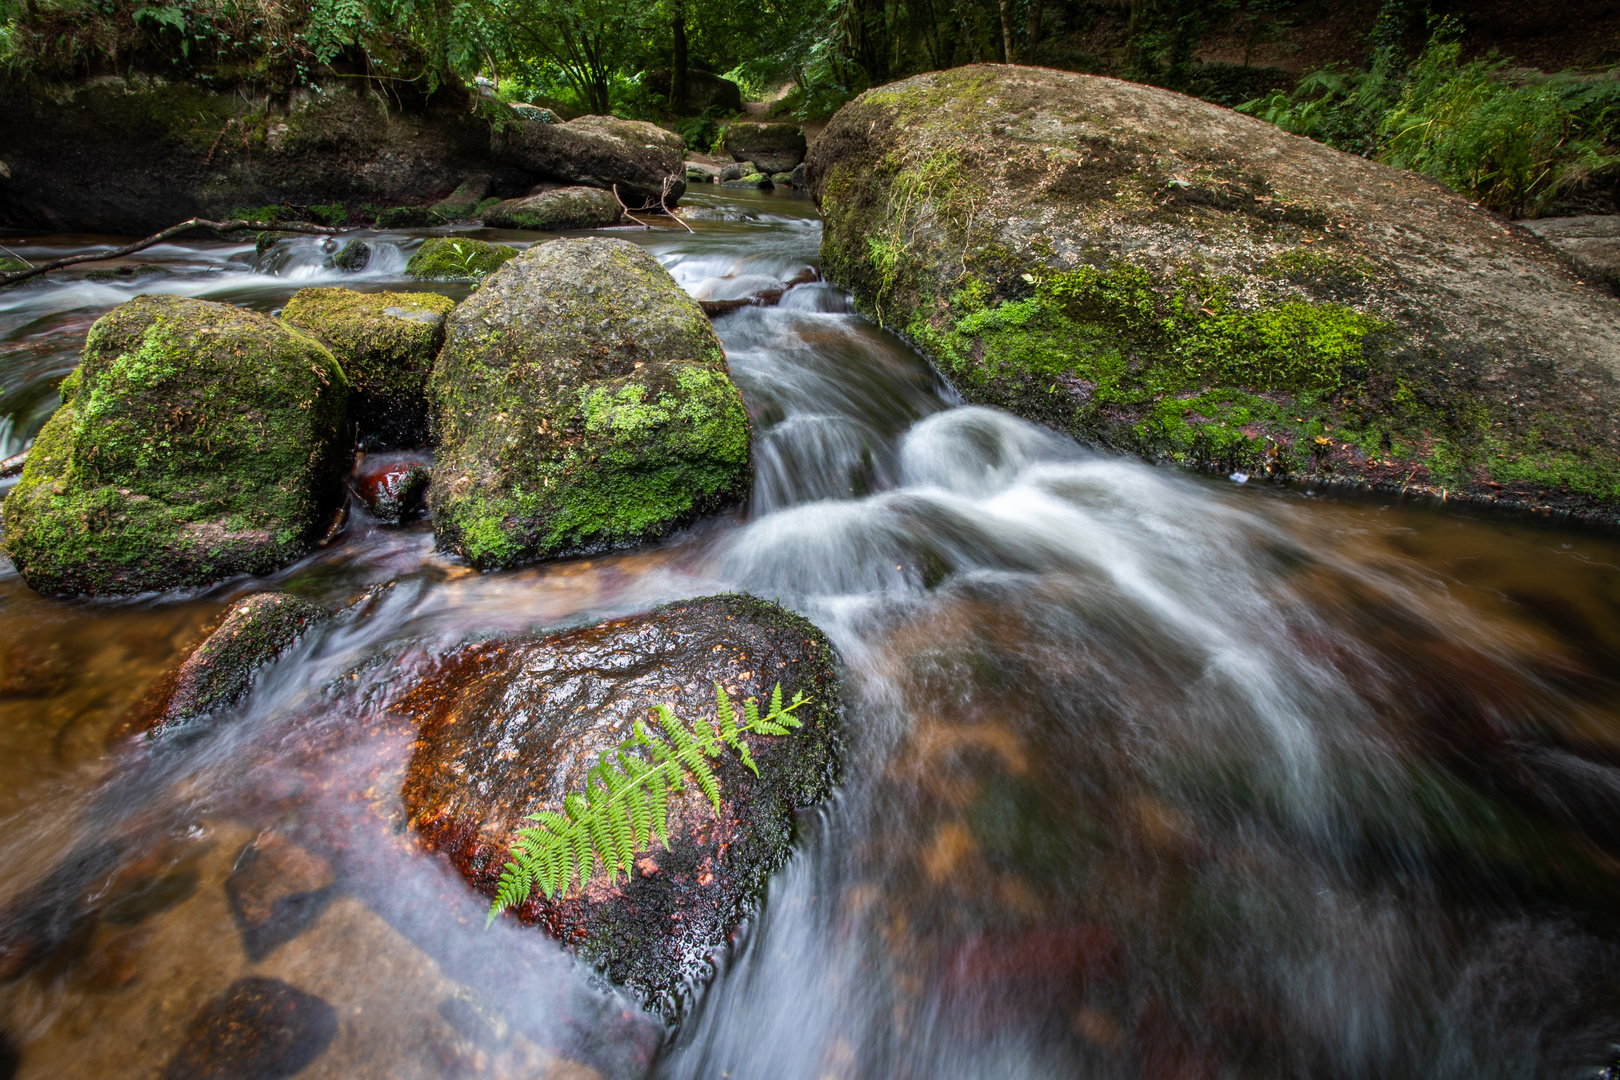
[488,682,810,922]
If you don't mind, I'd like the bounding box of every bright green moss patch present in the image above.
[2,295,349,596]
[406,237,518,281]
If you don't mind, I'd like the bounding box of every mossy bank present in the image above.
[806,65,1620,520]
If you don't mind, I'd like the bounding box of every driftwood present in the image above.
[699,267,821,317]
[611,178,696,235]
[0,218,344,289]
[0,450,26,480]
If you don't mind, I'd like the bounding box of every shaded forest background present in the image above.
[4,0,1620,216]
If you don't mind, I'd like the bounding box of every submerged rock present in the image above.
[1,296,349,596]
[398,595,843,1008]
[404,237,518,281]
[722,122,807,173]
[492,115,686,208]
[352,451,431,523]
[116,592,328,741]
[480,186,622,230]
[427,236,750,570]
[806,64,1620,520]
[280,287,454,449]
[162,977,337,1080]
[225,833,337,961]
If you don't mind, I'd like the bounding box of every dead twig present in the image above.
[0,218,344,289]
[611,183,656,229]
[661,175,695,234]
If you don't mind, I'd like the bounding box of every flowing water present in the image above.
[2,188,1620,1080]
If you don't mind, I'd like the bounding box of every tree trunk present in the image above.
[998,0,1017,63]
[669,0,689,113]
[1025,0,1043,60]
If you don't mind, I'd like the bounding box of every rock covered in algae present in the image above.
[806,64,1620,520]
[479,185,622,230]
[397,594,843,1009]
[162,976,337,1080]
[280,287,454,449]
[427,236,750,570]
[404,237,518,281]
[1,296,349,596]
[115,592,328,741]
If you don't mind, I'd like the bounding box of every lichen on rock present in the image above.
[281,287,454,448]
[404,237,518,282]
[1,295,349,596]
[479,186,622,230]
[427,236,751,570]
[806,64,1620,520]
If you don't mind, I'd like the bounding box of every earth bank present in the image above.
[805,64,1620,521]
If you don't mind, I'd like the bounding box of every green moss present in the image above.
[2,295,349,596]
[0,257,27,274]
[376,206,443,229]
[406,238,518,282]
[308,202,348,226]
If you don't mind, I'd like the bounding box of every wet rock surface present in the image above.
[480,186,623,230]
[427,236,750,570]
[723,122,807,173]
[405,236,518,281]
[1519,215,1620,290]
[806,64,1620,521]
[117,593,328,741]
[1,295,350,596]
[492,115,686,208]
[225,833,337,961]
[161,976,337,1080]
[281,287,454,449]
[398,594,843,1008]
[353,451,432,523]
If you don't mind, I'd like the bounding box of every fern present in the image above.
[487,681,810,924]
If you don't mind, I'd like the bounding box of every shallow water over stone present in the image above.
[2,187,1620,1080]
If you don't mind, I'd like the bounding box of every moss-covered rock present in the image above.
[490,115,686,208]
[331,238,370,272]
[428,236,750,570]
[722,122,807,173]
[280,288,454,449]
[479,186,622,230]
[429,174,492,220]
[806,65,1620,520]
[398,594,843,1010]
[404,237,518,282]
[1,296,349,596]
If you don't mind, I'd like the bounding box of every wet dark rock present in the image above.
[253,230,290,256]
[372,205,442,229]
[103,866,199,925]
[331,238,370,272]
[162,976,337,1080]
[479,186,623,230]
[405,237,518,282]
[116,593,328,741]
[492,115,686,209]
[1519,215,1620,290]
[427,237,750,570]
[722,122,807,174]
[684,161,721,184]
[1,296,350,596]
[717,161,757,182]
[790,162,807,189]
[0,638,72,698]
[398,594,843,1008]
[281,287,454,449]
[84,262,172,282]
[807,64,1620,520]
[641,69,744,114]
[430,174,493,220]
[0,841,122,983]
[225,833,337,961]
[353,451,431,523]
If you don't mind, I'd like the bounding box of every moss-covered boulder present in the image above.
[281,288,454,449]
[429,174,492,220]
[806,65,1620,520]
[398,594,843,1009]
[404,237,518,282]
[491,116,686,209]
[480,186,622,230]
[722,122,807,174]
[2,296,349,596]
[428,236,750,570]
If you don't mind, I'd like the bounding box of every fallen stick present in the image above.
[0,218,344,289]
[0,450,26,479]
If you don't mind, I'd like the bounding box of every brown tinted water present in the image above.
[2,190,1619,1080]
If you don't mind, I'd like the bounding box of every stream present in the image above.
[3,188,1620,1080]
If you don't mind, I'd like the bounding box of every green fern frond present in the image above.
[485,681,813,925]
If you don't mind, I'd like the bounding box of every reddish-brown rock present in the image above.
[352,451,431,524]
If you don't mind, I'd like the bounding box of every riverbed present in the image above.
[2,189,1619,1080]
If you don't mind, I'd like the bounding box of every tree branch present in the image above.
[0,218,344,289]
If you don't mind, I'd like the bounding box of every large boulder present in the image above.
[640,70,745,114]
[398,595,843,1007]
[480,186,622,230]
[280,288,454,449]
[427,237,751,570]
[492,115,686,208]
[2,296,349,596]
[806,65,1620,520]
[722,122,807,174]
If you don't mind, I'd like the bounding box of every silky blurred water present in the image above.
[1,187,1619,1080]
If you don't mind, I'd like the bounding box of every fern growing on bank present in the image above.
[487,681,810,924]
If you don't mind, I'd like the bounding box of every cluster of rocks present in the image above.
[2,236,751,595]
[685,122,810,191]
